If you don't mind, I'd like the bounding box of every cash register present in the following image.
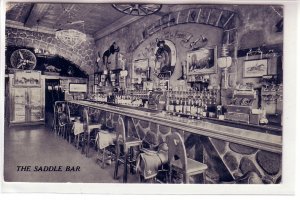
[225,84,259,124]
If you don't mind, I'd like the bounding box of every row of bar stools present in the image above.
[113,116,142,183]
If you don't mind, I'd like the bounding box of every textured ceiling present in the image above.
[6,3,130,35]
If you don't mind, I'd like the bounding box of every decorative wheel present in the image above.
[10,49,37,70]
[112,4,162,16]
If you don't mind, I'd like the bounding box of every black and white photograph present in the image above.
[0,0,298,196]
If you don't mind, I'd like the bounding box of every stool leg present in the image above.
[184,173,189,184]
[86,133,90,157]
[81,133,86,154]
[123,150,128,183]
[129,147,134,174]
[168,166,172,183]
[101,148,106,168]
[76,135,80,149]
[114,143,120,179]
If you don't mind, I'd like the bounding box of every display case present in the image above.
[9,72,45,125]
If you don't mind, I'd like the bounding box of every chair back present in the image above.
[65,103,71,123]
[166,132,188,171]
[82,108,89,133]
[116,116,126,142]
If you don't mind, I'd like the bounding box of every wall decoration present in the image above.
[128,7,237,52]
[117,53,126,69]
[94,72,100,85]
[187,46,217,75]
[243,59,268,78]
[132,59,149,83]
[14,70,41,87]
[10,49,37,70]
[154,39,176,77]
[102,42,120,70]
[180,35,208,50]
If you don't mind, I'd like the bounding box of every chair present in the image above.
[53,101,67,136]
[82,107,102,157]
[65,103,81,144]
[95,126,116,168]
[166,132,208,184]
[114,116,142,183]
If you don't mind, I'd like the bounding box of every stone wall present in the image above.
[6,27,97,74]
[96,5,283,95]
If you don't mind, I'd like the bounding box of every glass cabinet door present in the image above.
[12,88,27,122]
[28,87,44,122]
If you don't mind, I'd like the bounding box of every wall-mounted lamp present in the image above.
[217,45,232,89]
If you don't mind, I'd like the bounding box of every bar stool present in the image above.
[114,116,142,183]
[166,132,208,184]
[82,107,102,157]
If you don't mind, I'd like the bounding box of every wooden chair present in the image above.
[114,116,142,183]
[82,107,102,157]
[166,132,208,184]
[53,101,67,136]
[65,103,81,144]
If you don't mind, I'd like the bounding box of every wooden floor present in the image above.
[3,124,139,183]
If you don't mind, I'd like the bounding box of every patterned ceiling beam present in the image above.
[24,3,51,28]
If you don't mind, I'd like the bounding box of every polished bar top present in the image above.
[70,100,282,153]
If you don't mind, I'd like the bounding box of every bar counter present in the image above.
[70,100,282,153]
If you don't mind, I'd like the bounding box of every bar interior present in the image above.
[4,2,283,184]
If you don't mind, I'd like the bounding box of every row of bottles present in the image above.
[168,89,218,104]
[91,94,108,103]
[166,89,219,119]
[115,95,144,107]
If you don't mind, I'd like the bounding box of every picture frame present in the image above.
[13,70,41,87]
[243,59,268,78]
[132,58,149,83]
[187,46,217,75]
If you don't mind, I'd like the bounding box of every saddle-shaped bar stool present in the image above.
[114,116,142,183]
[166,132,208,184]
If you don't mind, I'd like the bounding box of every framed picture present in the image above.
[243,59,268,78]
[13,70,41,87]
[132,58,148,83]
[187,46,217,75]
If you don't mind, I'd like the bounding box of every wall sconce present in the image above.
[217,45,232,89]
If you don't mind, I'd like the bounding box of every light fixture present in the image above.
[55,5,87,47]
[55,29,86,47]
[112,4,162,16]
[217,44,232,89]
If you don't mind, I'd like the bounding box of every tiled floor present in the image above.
[4,124,139,183]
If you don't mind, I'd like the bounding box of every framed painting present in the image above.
[13,70,41,87]
[187,46,217,75]
[243,59,268,78]
[132,58,148,83]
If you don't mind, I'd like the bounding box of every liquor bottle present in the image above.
[186,98,191,116]
[202,104,208,117]
[190,99,197,118]
[176,98,182,114]
[168,98,174,114]
[182,98,186,114]
[217,105,222,118]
